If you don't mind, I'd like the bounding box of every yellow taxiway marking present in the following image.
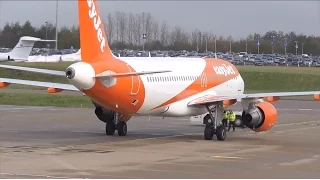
[210,155,246,159]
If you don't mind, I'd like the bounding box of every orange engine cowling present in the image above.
[242,102,278,132]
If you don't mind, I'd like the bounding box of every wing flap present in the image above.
[0,64,66,76]
[188,91,320,106]
[0,78,79,92]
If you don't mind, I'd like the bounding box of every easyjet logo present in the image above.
[87,0,106,52]
[212,64,236,76]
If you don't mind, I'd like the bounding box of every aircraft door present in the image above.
[126,64,140,96]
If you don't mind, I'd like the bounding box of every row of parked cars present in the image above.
[222,53,320,67]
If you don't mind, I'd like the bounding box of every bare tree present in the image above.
[160,20,169,46]
[114,11,121,42]
[152,20,159,41]
[145,13,153,43]
[106,12,114,44]
[191,29,199,50]
[119,12,127,43]
[127,13,134,45]
[132,13,142,45]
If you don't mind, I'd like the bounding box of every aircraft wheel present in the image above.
[216,125,226,141]
[117,121,127,136]
[203,114,213,126]
[204,126,214,140]
[105,123,116,135]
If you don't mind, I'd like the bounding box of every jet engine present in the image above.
[92,101,115,123]
[242,102,278,132]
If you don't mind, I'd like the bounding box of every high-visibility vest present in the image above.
[223,112,229,119]
[229,113,236,122]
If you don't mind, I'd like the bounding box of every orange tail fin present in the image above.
[78,0,113,63]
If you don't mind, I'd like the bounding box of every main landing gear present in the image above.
[203,103,226,141]
[105,112,127,136]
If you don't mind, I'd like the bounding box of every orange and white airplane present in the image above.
[0,0,319,141]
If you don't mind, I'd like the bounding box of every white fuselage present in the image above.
[67,56,245,118]
[119,57,245,117]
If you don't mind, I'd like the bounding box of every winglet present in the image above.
[78,0,113,63]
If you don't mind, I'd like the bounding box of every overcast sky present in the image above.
[0,1,319,39]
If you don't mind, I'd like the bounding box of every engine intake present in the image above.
[242,102,278,132]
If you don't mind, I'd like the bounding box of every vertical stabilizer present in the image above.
[9,36,44,61]
[78,0,113,63]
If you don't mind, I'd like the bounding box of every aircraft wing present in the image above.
[0,78,79,91]
[188,91,320,107]
[0,64,65,76]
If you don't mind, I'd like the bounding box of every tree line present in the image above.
[0,11,319,55]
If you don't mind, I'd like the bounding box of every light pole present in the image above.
[196,33,199,53]
[284,38,287,55]
[229,35,232,53]
[301,42,304,54]
[55,0,58,50]
[142,12,146,51]
[245,39,248,53]
[45,21,48,48]
[256,37,260,54]
[271,35,275,54]
[205,36,208,53]
[214,35,217,58]
[0,0,2,32]
[294,41,298,56]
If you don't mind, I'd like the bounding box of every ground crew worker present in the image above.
[222,110,229,127]
[228,110,236,131]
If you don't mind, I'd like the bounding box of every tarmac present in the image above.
[0,100,320,178]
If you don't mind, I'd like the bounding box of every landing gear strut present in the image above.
[203,103,226,141]
[105,112,127,136]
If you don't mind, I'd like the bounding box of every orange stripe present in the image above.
[151,58,239,110]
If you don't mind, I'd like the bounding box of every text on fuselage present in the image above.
[87,0,106,52]
[212,64,236,76]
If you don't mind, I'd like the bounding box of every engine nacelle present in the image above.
[242,102,278,132]
[92,101,115,123]
[92,101,132,123]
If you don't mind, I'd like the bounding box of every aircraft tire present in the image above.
[216,125,226,141]
[105,123,116,135]
[117,121,127,136]
[204,126,214,140]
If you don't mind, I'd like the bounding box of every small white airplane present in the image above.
[0,0,319,141]
[0,36,56,62]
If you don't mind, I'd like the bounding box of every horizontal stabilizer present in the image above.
[95,70,172,78]
[0,78,79,91]
[0,64,65,76]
